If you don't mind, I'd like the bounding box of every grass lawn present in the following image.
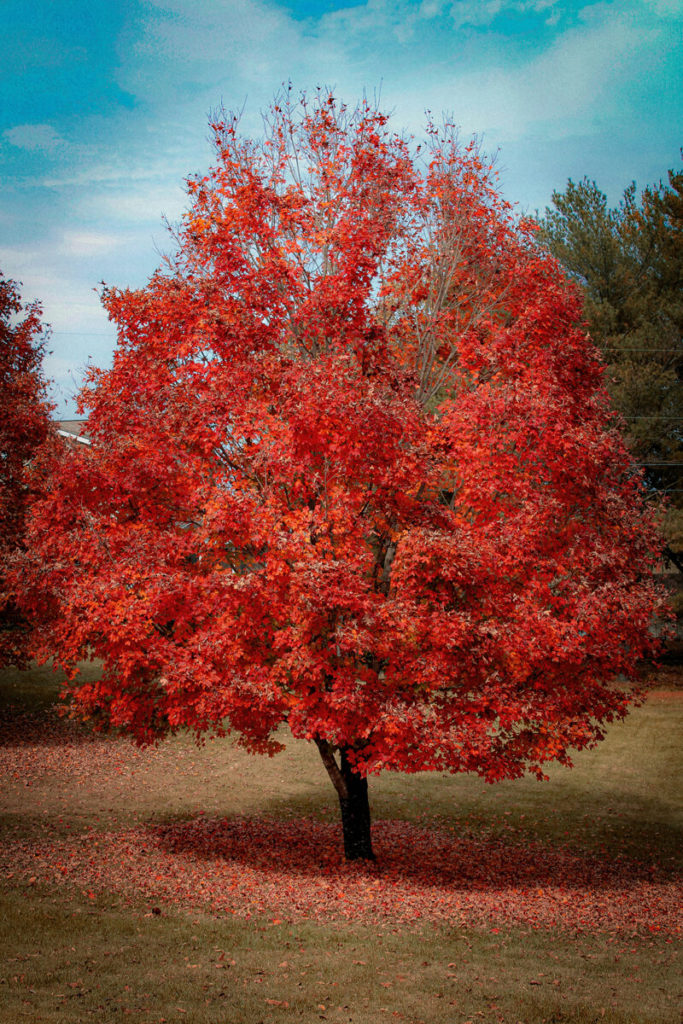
[0,661,680,1023]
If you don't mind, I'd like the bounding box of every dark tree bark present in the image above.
[315,740,375,861]
[338,747,375,860]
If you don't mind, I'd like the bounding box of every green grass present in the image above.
[1,886,678,1024]
[0,661,681,1023]
[0,884,675,1019]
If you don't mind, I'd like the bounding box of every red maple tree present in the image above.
[0,273,53,668]
[15,95,666,859]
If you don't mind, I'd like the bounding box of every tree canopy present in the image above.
[0,272,53,667]
[537,169,683,568]
[14,94,666,859]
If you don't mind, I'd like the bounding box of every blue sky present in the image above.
[1,0,681,416]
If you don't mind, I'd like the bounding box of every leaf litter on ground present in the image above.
[1,696,680,938]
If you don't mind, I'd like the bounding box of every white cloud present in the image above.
[316,0,562,43]
[111,0,587,150]
[0,243,116,414]
[78,182,188,225]
[445,0,561,29]
[58,231,125,258]
[370,3,665,143]
[41,157,187,191]
[117,0,309,103]
[648,0,681,16]
[0,247,106,328]
[3,123,66,154]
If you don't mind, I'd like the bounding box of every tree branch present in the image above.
[314,739,349,800]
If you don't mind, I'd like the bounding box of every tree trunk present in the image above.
[315,740,375,861]
[338,748,374,861]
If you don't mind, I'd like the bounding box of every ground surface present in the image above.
[0,661,681,1023]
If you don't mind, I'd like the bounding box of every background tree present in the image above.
[537,170,683,570]
[15,94,666,860]
[0,273,53,667]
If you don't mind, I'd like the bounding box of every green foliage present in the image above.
[538,168,683,565]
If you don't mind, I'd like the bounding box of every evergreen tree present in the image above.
[538,169,683,568]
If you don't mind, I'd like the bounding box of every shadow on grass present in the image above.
[147,811,682,890]
[0,660,102,745]
[0,703,96,746]
[201,781,683,877]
